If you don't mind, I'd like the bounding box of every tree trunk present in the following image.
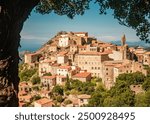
[0,0,39,107]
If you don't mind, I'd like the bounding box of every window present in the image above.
[98,67,100,70]
[106,68,108,70]
[106,73,108,75]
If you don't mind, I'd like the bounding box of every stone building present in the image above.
[77,94,91,106]
[130,85,145,94]
[39,60,53,77]
[57,51,69,64]
[58,34,70,47]
[134,46,146,63]
[34,98,54,107]
[75,51,111,77]
[69,44,78,53]
[57,66,72,77]
[47,44,57,52]
[74,32,88,37]
[102,60,147,89]
[56,75,67,85]
[41,76,56,90]
[143,52,150,65]
[39,60,60,76]
[72,72,91,82]
[24,52,41,64]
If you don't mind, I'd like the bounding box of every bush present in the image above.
[43,73,52,76]
[19,68,37,82]
[56,95,64,103]
[31,76,41,85]
[64,99,72,105]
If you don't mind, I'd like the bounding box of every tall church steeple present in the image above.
[121,34,127,60]
[121,34,126,46]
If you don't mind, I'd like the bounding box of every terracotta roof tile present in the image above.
[41,76,56,79]
[59,66,71,70]
[73,72,91,78]
[35,98,53,105]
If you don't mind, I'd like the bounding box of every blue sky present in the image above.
[21,3,140,47]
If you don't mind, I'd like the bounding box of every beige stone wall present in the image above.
[49,45,57,52]
[70,45,78,53]
[39,62,52,76]
[59,37,69,47]
[109,50,123,60]
[56,76,66,85]
[25,53,41,64]
[75,54,104,78]
[57,55,68,64]
[143,54,150,65]
[41,78,56,87]
[102,60,147,90]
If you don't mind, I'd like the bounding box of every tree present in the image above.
[52,85,64,96]
[116,72,145,85]
[103,81,135,107]
[135,93,147,107]
[142,77,150,91]
[31,76,41,85]
[43,72,52,76]
[88,85,107,107]
[64,74,71,91]
[0,0,149,106]
[19,68,37,82]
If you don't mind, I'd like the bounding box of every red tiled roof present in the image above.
[73,72,91,78]
[59,66,71,70]
[19,95,32,100]
[35,98,53,105]
[41,76,56,79]
[78,45,87,48]
[58,51,68,56]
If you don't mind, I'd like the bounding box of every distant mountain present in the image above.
[109,41,150,48]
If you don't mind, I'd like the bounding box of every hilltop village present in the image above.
[19,31,150,107]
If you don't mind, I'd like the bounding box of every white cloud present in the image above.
[21,33,49,41]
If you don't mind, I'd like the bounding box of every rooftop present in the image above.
[34,98,53,105]
[41,75,56,79]
[58,51,68,56]
[59,66,71,70]
[73,72,91,78]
